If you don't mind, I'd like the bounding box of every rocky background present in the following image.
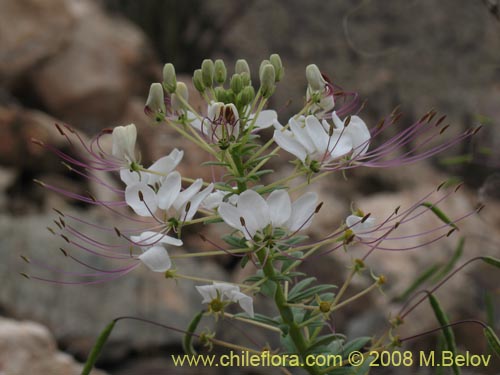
[0,0,499,374]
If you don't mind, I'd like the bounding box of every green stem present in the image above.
[255,248,321,375]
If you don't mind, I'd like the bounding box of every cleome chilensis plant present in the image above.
[28,55,500,374]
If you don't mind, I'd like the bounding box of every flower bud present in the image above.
[270,54,284,82]
[238,86,255,106]
[306,64,325,91]
[235,59,250,75]
[259,63,276,99]
[201,59,214,88]
[145,83,166,115]
[214,87,227,103]
[259,59,271,78]
[240,72,251,87]
[162,63,177,93]
[214,59,227,84]
[193,69,205,93]
[171,82,189,112]
[230,74,243,94]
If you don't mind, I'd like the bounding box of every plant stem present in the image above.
[255,248,321,375]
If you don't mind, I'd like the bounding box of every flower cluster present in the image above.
[28,55,492,375]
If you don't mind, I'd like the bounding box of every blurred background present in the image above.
[0,0,499,374]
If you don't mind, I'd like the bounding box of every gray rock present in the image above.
[0,317,107,375]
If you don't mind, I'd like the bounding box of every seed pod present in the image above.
[193,69,205,93]
[230,74,243,94]
[270,54,284,82]
[235,59,250,75]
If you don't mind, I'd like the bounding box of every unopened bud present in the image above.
[162,63,177,93]
[201,59,214,88]
[214,59,227,84]
[270,54,284,82]
[306,64,325,91]
[214,87,227,103]
[238,86,255,106]
[259,59,271,78]
[235,59,250,75]
[240,72,251,87]
[230,74,243,94]
[171,82,189,111]
[145,83,166,114]
[193,69,205,92]
[259,64,276,99]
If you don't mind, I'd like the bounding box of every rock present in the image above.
[0,0,75,87]
[0,317,106,375]
[0,105,118,213]
[0,208,227,362]
[31,0,157,131]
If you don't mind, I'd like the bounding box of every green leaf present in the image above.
[420,202,458,230]
[201,161,230,167]
[287,284,336,304]
[485,292,496,329]
[481,256,500,268]
[260,279,277,297]
[428,294,460,375]
[183,311,203,355]
[341,337,372,358]
[237,313,281,327]
[396,264,440,302]
[484,326,500,358]
[81,320,116,375]
[287,277,317,299]
[308,334,346,353]
[221,234,246,248]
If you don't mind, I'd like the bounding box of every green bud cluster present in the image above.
[190,54,284,109]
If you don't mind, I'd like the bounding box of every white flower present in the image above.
[189,102,240,142]
[131,231,183,272]
[196,282,254,317]
[273,115,352,164]
[120,149,184,186]
[246,109,278,130]
[202,190,238,210]
[124,171,214,220]
[218,189,318,240]
[345,214,376,239]
[112,124,137,164]
[332,112,370,158]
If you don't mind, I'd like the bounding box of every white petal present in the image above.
[202,191,225,210]
[331,111,344,129]
[290,117,316,154]
[273,129,307,162]
[112,124,137,162]
[237,190,270,238]
[157,171,181,210]
[305,115,328,154]
[184,183,214,221]
[267,190,292,227]
[173,178,203,212]
[120,168,148,186]
[228,290,254,317]
[287,192,318,232]
[326,130,353,161]
[196,285,218,303]
[252,110,278,129]
[147,149,184,185]
[346,215,375,238]
[345,116,370,157]
[139,245,172,272]
[218,203,246,236]
[125,183,158,217]
[131,231,182,248]
[213,282,240,297]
